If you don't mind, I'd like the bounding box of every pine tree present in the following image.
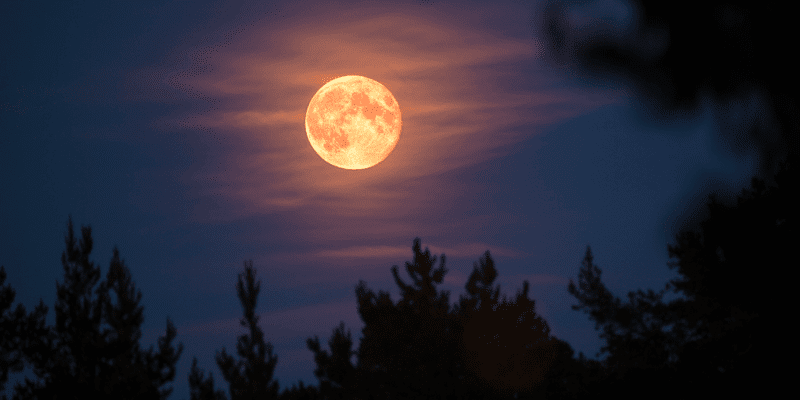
[214,261,280,400]
[306,321,356,400]
[310,238,570,399]
[567,247,677,398]
[188,357,227,400]
[454,251,564,399]
[566,156,795,398]
[277,380,319,400]
[0,265,39,399]
[11,217,183,399]
[666,156,794,396]
[354,238,462,399]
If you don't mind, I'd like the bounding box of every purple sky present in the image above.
[1,1,760,399]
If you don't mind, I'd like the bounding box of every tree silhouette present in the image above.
[189,261,280,400]
[352,238,467,399]
[1,266,23,398]
[567,247,680,398]
[454,251,585,400]
[541,341,606,400]
[216,261,280,400]
[9,216,183,399]
[1,266,46,399]
[0,274,47,400]
[276,381,319,400]
[188,357,227,400]
[566,157,795,397]
[665,157,794,397]
[309,238,578,399]
[537,3,796,394]
[306,322,357,400]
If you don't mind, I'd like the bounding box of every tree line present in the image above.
[1,153,792,399]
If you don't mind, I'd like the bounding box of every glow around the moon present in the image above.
[305,75,402,170]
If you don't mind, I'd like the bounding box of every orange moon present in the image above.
[305,75,402,169]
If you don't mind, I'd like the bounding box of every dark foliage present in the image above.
[5,216,183,399]
[7,171,791,399]
[1,266,43,400]
[567,248,679,398]
[665,156,794,396]
[0,273,47,400]
[188,357,226,400]
[308,238,584,400]
[306,322,357,400]
[567,157,794,398]
[457,255,558,398]
[189,261,280,400]
[0,267,23,397]
[536,2,795,396]
[277,381,319,400]
[354,238,463,399]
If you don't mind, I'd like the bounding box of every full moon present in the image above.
[305,75,402,169]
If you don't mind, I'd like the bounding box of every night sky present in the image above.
[1,1,761,399]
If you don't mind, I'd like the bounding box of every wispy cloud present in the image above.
[177,271,566,342]
[125,0,621,271]
[311,241,525,261]
[180,297,360,344]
